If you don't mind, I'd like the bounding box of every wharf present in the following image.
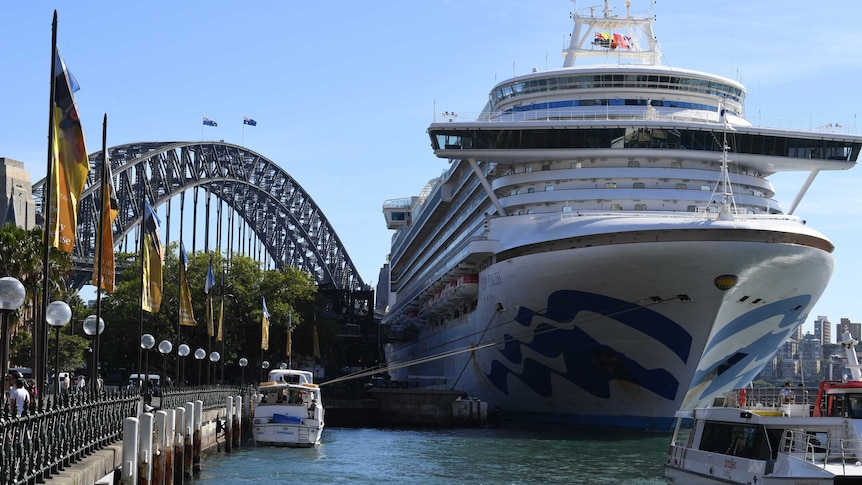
[326,388,488,427]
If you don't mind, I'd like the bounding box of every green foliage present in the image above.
[98,246,318,383]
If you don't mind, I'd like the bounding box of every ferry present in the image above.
[252,369,324,447]
[379,1,862,430]
[665,333,862,483]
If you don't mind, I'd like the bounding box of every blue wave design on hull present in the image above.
[687,295,810,402]
[486,290,692,400]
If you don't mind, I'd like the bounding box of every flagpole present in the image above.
[176,190,184,385]
[138,183,147,382]
[39,11,59,404]
[93,113,108,389]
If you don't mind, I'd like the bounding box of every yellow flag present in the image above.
[178,242,196,326]
[91,155,118,292]
[48,51,89,253]
[286,328,292,358]
[141,201,163,313]
[216,294,224,342]
[261,297,270,350]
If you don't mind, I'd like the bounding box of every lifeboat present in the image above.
[453,274,479,300]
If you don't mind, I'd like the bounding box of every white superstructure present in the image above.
[380,1,862,430]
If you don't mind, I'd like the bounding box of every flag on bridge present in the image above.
[216,270,225,342]
[243,117,257,126]
[141,200,164,313]
[203,117,217,127]
[178,241,196,326]
[205,260,216,337]
[286,311,293,358]
[261,296,270,350]
[48,49,90,253]
[91,148,119,293]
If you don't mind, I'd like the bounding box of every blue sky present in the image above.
[3,1,862,338]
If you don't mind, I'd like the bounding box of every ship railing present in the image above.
[528,209,800,224]
[780,429,862,473]
[435,110,856,134]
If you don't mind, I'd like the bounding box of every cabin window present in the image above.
[633,182,645,189]
[545,185,554,191]
[700,185,711,191]
[526,209,535,214]
[628,160,640,167]
[634,204,647,211]
[542,164,551,171]
[605,182,617,189]
[524,166,533,173]
[687,205,697,212]
[527,187,535,193]
[514,189,520,195]
[676,183,687,189]
[571,162,582,169]
[562,205,573,212]
[610,203,623,210]
[699,422,768,460]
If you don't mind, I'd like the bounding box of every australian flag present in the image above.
[243,117,257,126]
[203,117,217,127]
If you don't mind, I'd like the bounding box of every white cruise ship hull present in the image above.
[385,214,833,430]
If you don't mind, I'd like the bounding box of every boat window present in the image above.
[562,205,573,212]
[633,182,645,189]
[571,162,582,169]
[610,203,623,210]
[700,185,711,191]
[605,182,617,189]
[545,185,554,191]
[634,204,647,211]
[676,183,687,189]
[699,422,769,460]
[628,160,640,167]
[542,164,551,171]
[527,187,535,193]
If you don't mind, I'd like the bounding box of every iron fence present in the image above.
[0,385,242,485]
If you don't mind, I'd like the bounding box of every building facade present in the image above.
[0,157,36,229]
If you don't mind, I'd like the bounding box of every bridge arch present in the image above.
[32,141,365,290]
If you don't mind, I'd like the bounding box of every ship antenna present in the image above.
[707,100,739,220]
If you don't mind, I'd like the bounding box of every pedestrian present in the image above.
[76,374,86,391]
[780,381,795,403]
[9,378,30,416]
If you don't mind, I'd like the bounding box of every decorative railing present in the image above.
[0,386,243,485]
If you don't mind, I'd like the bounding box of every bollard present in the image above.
[174,407,185,485]
[120,417,139,485]
[183,402,194,480]
[139,412,154,485]
[232,395,242,449]
[164,409,175,485]
[225,397,233,453]
[154,410,167,485]
[193,400,203,475]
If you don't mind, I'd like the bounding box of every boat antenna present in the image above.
[707,100,739,220]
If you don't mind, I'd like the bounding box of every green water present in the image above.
[196,425,671,484]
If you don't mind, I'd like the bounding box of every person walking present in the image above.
[9,378,30,416]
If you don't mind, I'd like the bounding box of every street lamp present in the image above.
[194,348,206,386]
[209,351,220,384]
[82,315,105,390]
[177,344,190,387]
[239,357,248,386]
[0,276,26,399]
[46,301,72,398]
[140,334,155,400]
[158,340,172,385]
[261,360,270,382]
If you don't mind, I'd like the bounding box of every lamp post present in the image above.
[261,360,270,382]
[209,352,220,384]
[177,344,190,387]
[158,340,172,385]
[0,276,26,402]
[239,357,248,386]
[46,301,72,398]
[82,315,105,390]
[140,334,155,400]
[194,348,206,386]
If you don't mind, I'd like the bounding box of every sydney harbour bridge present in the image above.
[31,141,366,291]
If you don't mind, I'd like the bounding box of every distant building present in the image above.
[799,333,821,383]
[814,315,832,345]
[838,318,862,342]
[0,157,36,229]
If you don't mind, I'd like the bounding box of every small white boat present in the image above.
[252,369,324,447]
[665,332,862,484]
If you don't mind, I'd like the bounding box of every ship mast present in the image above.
[563,0,660,67]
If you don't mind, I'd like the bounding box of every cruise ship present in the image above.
[379,1,862,430]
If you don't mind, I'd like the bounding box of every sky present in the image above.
[2,1,862,338]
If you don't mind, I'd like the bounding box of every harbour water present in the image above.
[197,425,670,484]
